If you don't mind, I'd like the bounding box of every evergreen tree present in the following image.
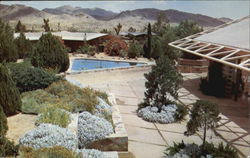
[161,25,181,60]
[14,32,32,59]
[143,23,152,59]
[15,20,26,33]
[31,32,69,72]
[0,19,18,62]
[185,100,221,146]
[143,54,183,111]
[0,64,22,116]
[152,11,169,36]
[175,20,203,38]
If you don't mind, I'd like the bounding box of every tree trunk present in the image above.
[203,119,207,146]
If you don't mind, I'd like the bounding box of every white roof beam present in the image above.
[239,59,250,66]
[220,50,240,60]
[209,50,235,56]
[225,54,250,61]
[206,46,224,56]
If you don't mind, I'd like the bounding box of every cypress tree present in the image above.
[31,32,69,72]
[0,64,21,116]
[0,19,18,62]
[147,23,152,58]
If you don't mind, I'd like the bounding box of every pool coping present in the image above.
[66,57,154,75]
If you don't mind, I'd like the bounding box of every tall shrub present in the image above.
[0,64,21,116]
[14,32,32,59]
[31,32,69,72]
[128,41,142,58]
[141,55,183,111]
[0,19,18,62]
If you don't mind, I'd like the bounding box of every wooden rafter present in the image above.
[169,16,250,72]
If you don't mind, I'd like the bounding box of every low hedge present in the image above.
[7,61,60,93]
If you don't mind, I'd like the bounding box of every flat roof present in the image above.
[14,31,108,41]
[196,17,249,50]
[169,16,250,72]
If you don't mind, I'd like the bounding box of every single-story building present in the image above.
[119,32,156,41]
[14,31,109,52]
[169,16,250,115]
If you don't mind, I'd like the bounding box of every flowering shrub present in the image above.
[104,37,127,56]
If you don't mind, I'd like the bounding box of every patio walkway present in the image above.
[67,68,249,158]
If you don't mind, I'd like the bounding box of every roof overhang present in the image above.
[169,16,250,72]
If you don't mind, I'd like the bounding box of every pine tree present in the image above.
[0,106,7,136]
[15,20,26,33]
[185,100,221,146]
[0,19,18,62]
[31,32,69,72]
[143,55,183,111]
[0,64,22,116]
[14,32,32,59]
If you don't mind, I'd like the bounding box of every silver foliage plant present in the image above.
[94,97,112,118]
[77,149,105,158]
[137,104,177,123]
[77,111,114,148]
[19,123,77,150]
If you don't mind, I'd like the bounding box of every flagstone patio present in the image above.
[67,67,249,158]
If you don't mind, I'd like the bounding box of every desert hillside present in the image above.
[0,4,231,32]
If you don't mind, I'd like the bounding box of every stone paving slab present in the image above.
[128,141,166,158]
[125,125,166,146]
[121,114,155,129]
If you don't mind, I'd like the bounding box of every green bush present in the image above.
[0,19,18,62]
[45,80,99,113]
[128,42,142,58]
[7,62,60,93]
[165,141,239,158]
[31,32,69,72]
[77,45,96,56]
[174,103,188,122]
[21,80,111,114]
[0,106,8,136]
[0,137,19,157]
[19,146,82,158]
[0,64,21,116]
[35,106,70,128]
[21,89,70,114]
[118,50,128,58]
[0,106,19,157]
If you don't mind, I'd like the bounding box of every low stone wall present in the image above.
[87,93,128,152]
[177,58,208,73]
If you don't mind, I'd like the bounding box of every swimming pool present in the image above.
[71,59,146,71]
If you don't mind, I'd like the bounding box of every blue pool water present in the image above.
[71,59,146,71]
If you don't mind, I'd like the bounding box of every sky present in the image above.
[1,1,250,20]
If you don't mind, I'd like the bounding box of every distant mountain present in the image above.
[111,8,225,27]
[218,17,233,23]
[0,4,232,32]
[0,4,49,20]
[43,5,117,20]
